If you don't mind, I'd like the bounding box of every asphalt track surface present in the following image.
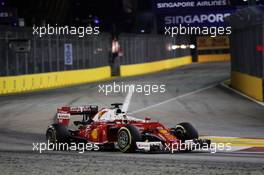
[0,62,264,175]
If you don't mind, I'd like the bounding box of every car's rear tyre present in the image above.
[172,122,198,141]
[117,125,142,153]
[46,124,71,150]
[46,127,57,143]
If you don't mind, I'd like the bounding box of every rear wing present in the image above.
[56,105,98,125]
[57,105,98,115]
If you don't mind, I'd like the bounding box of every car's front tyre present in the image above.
[117,125,142,153]
[172,122,198,141]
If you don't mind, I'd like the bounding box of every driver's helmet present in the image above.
[93,108,127,121]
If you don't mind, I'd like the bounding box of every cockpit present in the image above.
[93,108,127,121]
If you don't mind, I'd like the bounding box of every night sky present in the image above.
[2,0,264,33]
[4,0,152,31]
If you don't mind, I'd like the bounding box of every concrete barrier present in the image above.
[0,66,111,95]
[198,54,231,63]
[231,71,263,101]
[0,54,231,95]
[120,56,192,77]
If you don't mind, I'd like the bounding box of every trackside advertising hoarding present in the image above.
[153,0,236,30]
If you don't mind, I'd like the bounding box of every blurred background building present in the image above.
[1,0,264,33]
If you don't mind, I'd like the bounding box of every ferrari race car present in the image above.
[46,103,210,153]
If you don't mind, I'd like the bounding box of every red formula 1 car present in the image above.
[46,103,210,153]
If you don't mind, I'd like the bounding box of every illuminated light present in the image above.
[93,16,100,24]
[12,22,17,26]
[167,44,172,51]
[171,45,177,50]
[190,44,196,49]
[94,19,100,24]
[180,45,187,49]
[256,45,263,52]
[171,45,180,50]
[140,29,145,33]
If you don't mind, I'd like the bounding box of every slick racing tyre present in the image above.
[46,124,71,150]
[46,127,57,145]
[173,122,198,141]
[117,125,142,153]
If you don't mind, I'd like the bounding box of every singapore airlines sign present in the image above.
[156,0,228,9]
[164,13,231,25]
[153,0,234,28]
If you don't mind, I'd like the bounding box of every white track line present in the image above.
[122,85,134,112]
[131,84,216,114]
[220,82,264,107]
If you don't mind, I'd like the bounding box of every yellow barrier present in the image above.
[0,66,111,95]
[197,36,230,51]
[198,54,230,62]
[0,54,234,95]
[120,56,192,77]
[231,71,263,101]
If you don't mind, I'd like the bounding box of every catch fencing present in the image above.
[0,26,111,76]
[119,34,191,65]
[0,26,191,77]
